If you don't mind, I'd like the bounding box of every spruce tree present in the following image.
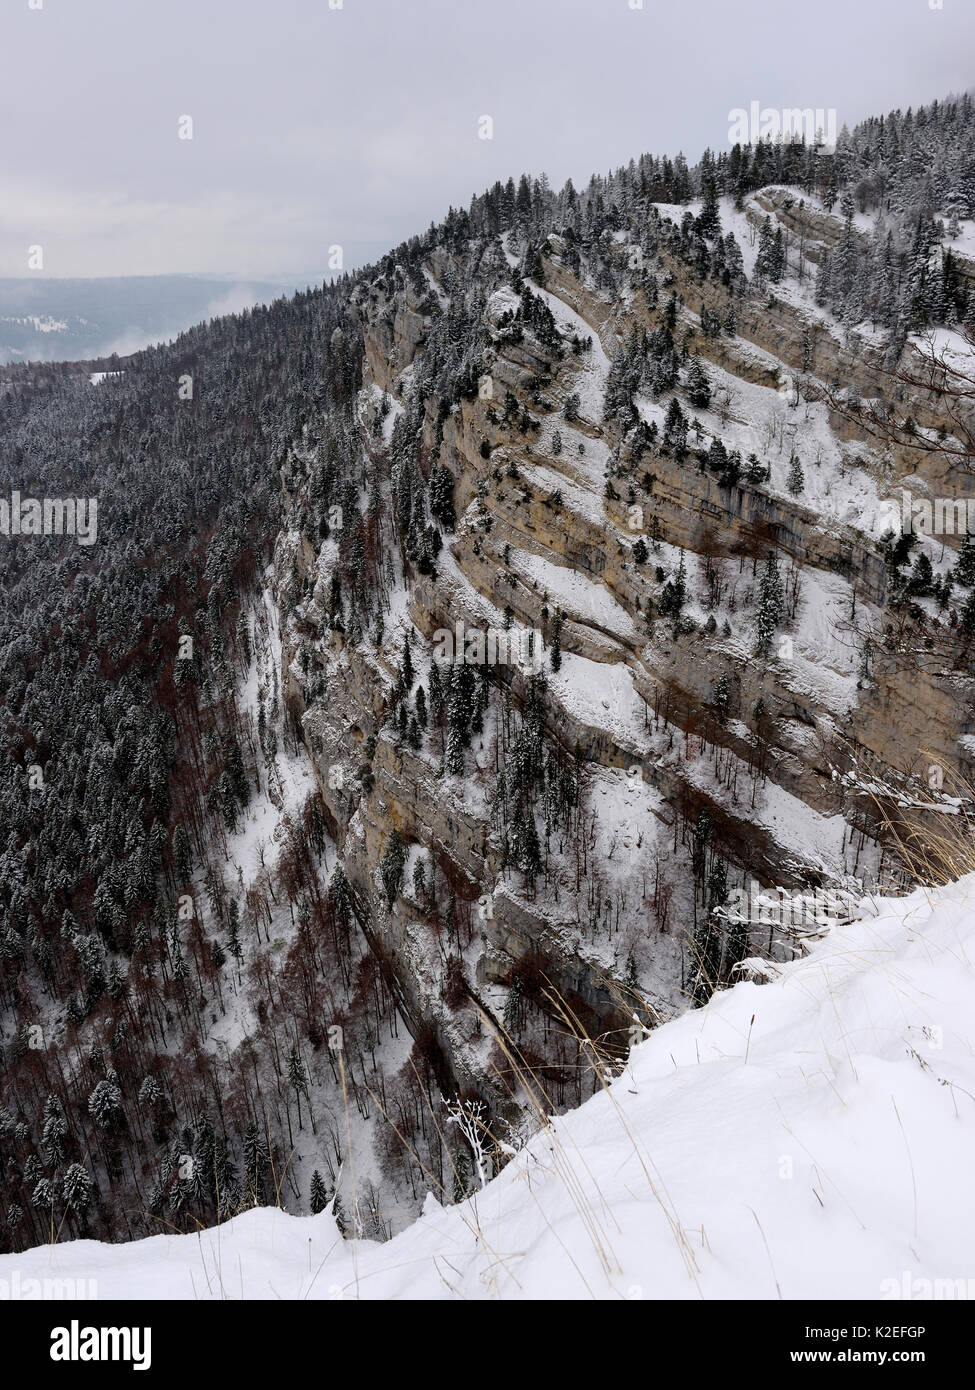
[549,610,563,672]
[380,830,406,907]
[754,551,784,657]
[310,1169,331,1214]
[686,357,712,409]
[954,534,975,587]
[287,1045,309,1129]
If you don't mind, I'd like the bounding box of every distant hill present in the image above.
[0,273,319,364]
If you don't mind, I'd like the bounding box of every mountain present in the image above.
[1,90,975,1262]
[0,274,310,365]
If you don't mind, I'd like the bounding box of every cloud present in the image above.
[4,0,975,277]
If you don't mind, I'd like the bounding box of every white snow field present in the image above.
[4,877,974,1300]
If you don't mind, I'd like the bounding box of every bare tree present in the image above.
[808,329,975,472]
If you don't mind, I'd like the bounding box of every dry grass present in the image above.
[866,762,975,889]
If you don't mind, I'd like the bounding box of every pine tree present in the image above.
[138,1076,163,1110]
[511,800,542,883]
[692,856,727,1004]
[691,913,721,1005]
[685,357,712,409]
[31,1177,54,1212]
[329,863,352,926]
[954,534,975,587]
[624,953,638,991]
[503,974,524,1035]
[243,1121,270,1200]
[444,721,465,775]
[659,548,687,619]
[429,464,456,530]
[754,216,776,281]
[832,192,858,308]
[909,550,934,596]
[786,454,805,495]
[428,662,445,722]
[549,610,563,672]
[62,1163,94,1218]
[88,1078,123,1131]
[663,397,687,455]
[696,167,721,239]
[962,588,975,634]
[754,551,784,657]
[711,671,731,718]
[173,824,192,882]
[707,437,729,476]
[725,889,750,974]
[310,1169,331,1214]
[287,1045,309,1129]
[814,249,832,307]
[227,899,243,964]
[771,226,786,282]
[380,830,406,907]
[41,1095,68,1166]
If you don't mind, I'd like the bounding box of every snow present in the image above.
[359,383,404,445]
[508,548,636,643]
[10,874,975,1299]
[636,361,887,536]
[218,588,319,892]
[528,280,611,427]
[549,647,645,745]
[421,264,449,310]
[519,460,605,526]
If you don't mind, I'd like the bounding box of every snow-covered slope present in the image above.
[7,876,973,1300]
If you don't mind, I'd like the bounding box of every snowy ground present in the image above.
[8,874,974,1299]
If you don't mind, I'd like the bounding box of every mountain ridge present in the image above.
[1,88,975,1252]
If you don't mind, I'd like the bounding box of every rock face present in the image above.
[272,192,975,1129]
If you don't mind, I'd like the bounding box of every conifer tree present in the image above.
[549,610,563,672]
[287,1045,310,1129]
[954,534,975,587]
[686,357,712,409]
[755,551,784,657]
[380,830,406,907]
[310,1169,331,1214]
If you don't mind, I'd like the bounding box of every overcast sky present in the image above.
[3,0,974,280]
